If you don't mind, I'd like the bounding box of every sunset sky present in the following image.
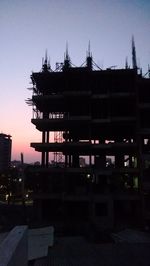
[0,0,150,163]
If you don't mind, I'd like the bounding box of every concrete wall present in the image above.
[0,226,28,266]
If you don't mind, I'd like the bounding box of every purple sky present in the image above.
[0,0,150,163]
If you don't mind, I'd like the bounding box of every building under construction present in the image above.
[27,40,150,231]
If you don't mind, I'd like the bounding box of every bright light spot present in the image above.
[19,178,22,182]
[6,194,9,201]
[87,174,90,179]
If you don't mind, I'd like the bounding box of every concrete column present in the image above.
[72,154,79,167]
[95,139,106,168]
[115,138,124,168]
[115,155,124,168]
[41,131,46,166]
[46,131,49,167]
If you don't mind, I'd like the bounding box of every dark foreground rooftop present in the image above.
[34,236,150,266]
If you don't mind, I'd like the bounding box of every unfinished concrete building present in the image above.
[27,41,150,230]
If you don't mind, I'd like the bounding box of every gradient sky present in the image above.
[0,0,150,163]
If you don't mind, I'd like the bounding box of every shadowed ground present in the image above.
[34,236,150,266]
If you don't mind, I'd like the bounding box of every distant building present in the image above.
[11,160,21,168]
[0,133,12,171]
[27,42,150,230]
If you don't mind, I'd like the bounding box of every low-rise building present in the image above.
[0,133,12,171]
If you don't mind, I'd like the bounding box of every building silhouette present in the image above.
[27,42,150,230]
[0,133,12,171]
